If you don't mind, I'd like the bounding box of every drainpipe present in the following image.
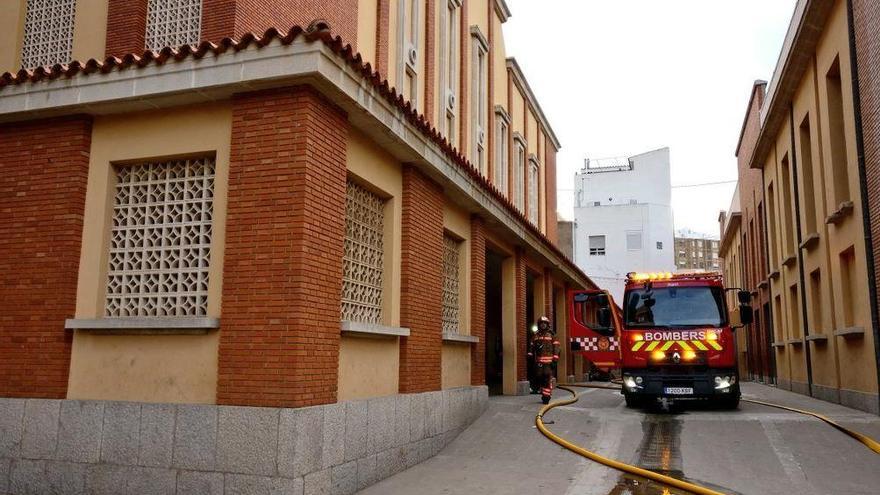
[760,170,779,384]
[846,0,880,413]
[790,105,814,397]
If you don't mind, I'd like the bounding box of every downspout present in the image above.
[790,105,814,396]
[761,171,778,383]
[846,0,880,413]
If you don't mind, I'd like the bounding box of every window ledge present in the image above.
[799,232,820,251]
[833,326,865,339]
[771,341,786,348]
[805,334,828,343]
[785,338,804,346]
[768,270,780,280]
[781,255,797,268]
[757,280,769,290]
[825,201,854,225]
[65,317,219,334]
[442,332,479,344]
[341,321,410,338]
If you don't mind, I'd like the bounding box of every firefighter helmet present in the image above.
[538,316,551,332]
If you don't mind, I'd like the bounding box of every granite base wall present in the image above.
[0,386,488,495]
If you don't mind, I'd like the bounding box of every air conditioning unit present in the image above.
[407,45,418,67]
[446,91,456,111]
[477,129,486,146]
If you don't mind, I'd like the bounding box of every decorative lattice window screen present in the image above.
[106,158,215,317]
[20,0,76,69]
[442,236,461,333]
[341,181,385,324]
[146,0,203,51]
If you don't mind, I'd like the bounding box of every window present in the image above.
[626,231,642,251]
[341,180,386,324]
[105,158,215,317]
[656,241,663,250]
[839,246,856,327]
[767,182,779,263]
[593,201,601,207]
[788,284,800,338]
[528,156,539,224]
[442,235,461,333]
[471,28,489,173]
[798,115,817,233]
[589,235,605,256]
[624,286,726,327]
[20,0,76,69]
[826,56,851,208]
[398,0,420,107]
[146,0,203,52]
[780,153,795,254]
[513,135,526,211]
[809,269,823,333]
[441,0,462,145]
[494,108,510,194]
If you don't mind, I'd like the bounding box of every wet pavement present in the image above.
[358,382,880,495]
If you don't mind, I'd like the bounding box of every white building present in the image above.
[572,147,675,301]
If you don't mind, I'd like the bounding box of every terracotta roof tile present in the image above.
[0,24,593,289]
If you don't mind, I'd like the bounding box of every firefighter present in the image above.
[528,316,560,404]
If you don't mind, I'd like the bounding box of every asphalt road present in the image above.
[358,382,880,495]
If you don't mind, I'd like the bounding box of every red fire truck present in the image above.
[569,272,753,408]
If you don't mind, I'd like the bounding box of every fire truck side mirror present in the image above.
[597,307,612,328]
[739,305,754,326]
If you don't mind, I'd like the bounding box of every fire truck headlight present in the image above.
[683,350,697,361]
[651,350,666,361]
[623,377,638,390]
[715,376,732,390]
[635,376,643,385]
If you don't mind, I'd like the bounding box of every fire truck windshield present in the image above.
[623,286,727,328]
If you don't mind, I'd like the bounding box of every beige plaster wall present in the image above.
[357,0,378,69]
[67,103,233,403]
[338,336,401,400]
[71,0,108,63]
[347,128,403,327]
[441,342,472,389]
[0,0,27,72]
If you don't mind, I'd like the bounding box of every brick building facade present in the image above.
[724,0,880,414]
[0,0,595,490]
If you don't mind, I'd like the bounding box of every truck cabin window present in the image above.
[624,286,726,328]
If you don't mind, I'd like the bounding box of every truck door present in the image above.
[568,290,622,369]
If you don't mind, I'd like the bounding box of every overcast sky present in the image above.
[503,0,797,236]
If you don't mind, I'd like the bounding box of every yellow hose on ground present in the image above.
[741,398,880,454]
[536,385,729,495]
[565,382,880,454]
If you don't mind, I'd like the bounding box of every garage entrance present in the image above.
[485,250,505,395]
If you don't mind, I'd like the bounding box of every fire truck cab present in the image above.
[569,272,753,409]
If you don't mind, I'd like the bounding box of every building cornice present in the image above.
[748,0,835,169]
[0,27,591,289]
[494,0,512,23]
[505,57,562,150]
[734,80,767,157]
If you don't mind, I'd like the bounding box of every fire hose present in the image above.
[536,383,880,495]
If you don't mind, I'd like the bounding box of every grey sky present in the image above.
[503,0,797,236]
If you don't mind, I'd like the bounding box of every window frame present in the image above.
[440,0,462,146]
[588,235,606,256]
[527,154,540,225]
[494,106,511,195]
[513,132,526,211]
[470,26,489,175]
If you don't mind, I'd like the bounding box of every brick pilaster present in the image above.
[545,139,558,244]
[515,248,527,382]
[201,0,237,43]
[470,215,486,386]
[0,116,92,399]
[375,0,391,76]
[105,0,147,57]
[218,86,348,407]
[399,166,444,393]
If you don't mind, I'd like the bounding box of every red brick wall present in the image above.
[232,0,358,43]
[218,86,348,407]
[105,0,147,57]
[399,166,444,393]
[515,248,527,382]
[424,0,436,120]
[375,0,391,76]
[201,0,238,42]
[853,0,880,353]
[0,116,92,399]
[470,215,486,386]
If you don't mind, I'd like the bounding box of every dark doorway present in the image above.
[485,250,504,395]
[764,302,777,384]
[526,272,536,392]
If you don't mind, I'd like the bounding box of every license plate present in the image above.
[664,387,693,395]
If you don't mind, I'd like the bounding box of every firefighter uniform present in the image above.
[529,316,560,402]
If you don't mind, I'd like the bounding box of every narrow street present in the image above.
[360,383,880,495]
